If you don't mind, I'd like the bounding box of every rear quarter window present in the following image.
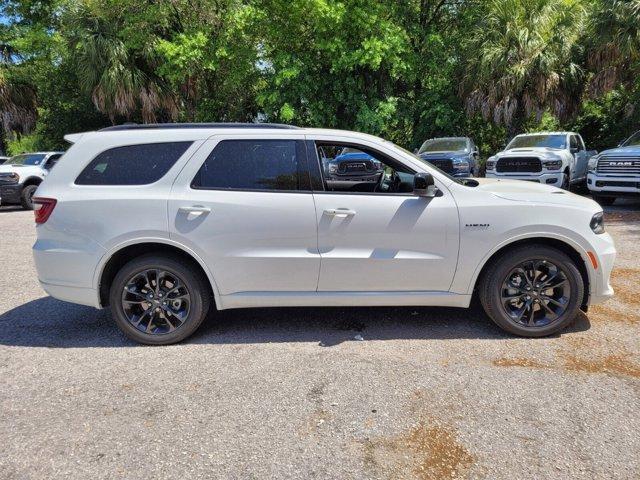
[75,142,192,185]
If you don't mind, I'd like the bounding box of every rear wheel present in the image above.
[592,195,616,206]
[109,254,211,345]
[479,245,583,337]
[20,184,38,210]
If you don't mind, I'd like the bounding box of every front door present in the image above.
[308,139,459,292]
[168,135,320,295]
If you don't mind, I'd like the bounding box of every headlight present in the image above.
[485,159,496,170]
[588,155,599,172]
[590,212,605,234]
[543,159,562,170]
[328,164,337,174]
[0,172,19,183]
[453,161,470,171]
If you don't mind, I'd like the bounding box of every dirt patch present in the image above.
[493,357,547,369]
[493,349,640,379]
[362,420,474,480]
[605,211,640,223]
[563,354,640,378]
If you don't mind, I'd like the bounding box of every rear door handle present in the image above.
[179,206,211,215]
[324,208,356,217]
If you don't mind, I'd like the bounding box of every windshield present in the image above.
[506,134,566,150]
[418,138,468,153]
[8,153,46,166]
[622,131,640,147]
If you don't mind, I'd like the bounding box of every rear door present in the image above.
[168,134,320,295]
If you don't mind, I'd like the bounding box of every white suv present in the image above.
[33,124,615,344]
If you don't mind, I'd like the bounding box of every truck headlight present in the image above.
[0,172,20,183]
[590,212,605,234]
[485,160,496,171]
[543,159,562,170]
[588,155,599,172]
[328,164,337,174]
[453,161,469,171]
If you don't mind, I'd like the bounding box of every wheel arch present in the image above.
[471,236,591,310]
[95,239,220,309]
[22,176,43,187]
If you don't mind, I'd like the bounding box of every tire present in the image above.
[560,172,570,190]
[592,195,615,206]
[479,245,584,337]
[20,184,38,210]
[109,254,211,345]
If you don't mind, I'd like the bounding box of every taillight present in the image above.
[33,197,57,224]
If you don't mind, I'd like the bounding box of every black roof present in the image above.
[100,122,300,132]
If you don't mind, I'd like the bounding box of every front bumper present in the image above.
[0,183,22,204]
[485,171,563,185]
[590,232,616,305]
[587,173,640,195]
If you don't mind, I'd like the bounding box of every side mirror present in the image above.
[414,172,437,197]
[570,147,579,153]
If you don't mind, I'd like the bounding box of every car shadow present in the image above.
[0,206,25,213]
[0,296,591,348]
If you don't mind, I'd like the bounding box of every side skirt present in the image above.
[218,291,472,310]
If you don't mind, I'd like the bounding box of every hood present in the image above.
[473,178,599,208]
[0,164,43,175]
[599,146,640,156]
[333,152,375,162]
[419,149,468,157]
[496,147,564,158]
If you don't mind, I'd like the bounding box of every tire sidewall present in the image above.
[21,185,38,210]
[482,246,583,337]
[109,255,208,345]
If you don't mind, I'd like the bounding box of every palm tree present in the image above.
[67,5,178,123]
[587,0,640,96]
[461,0,586,138]
[0,44,37,151]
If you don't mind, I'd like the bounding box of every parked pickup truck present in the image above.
[485,132,595,189]
[0,152,64,209]
[416,137,479,177]
[587,130,640,206]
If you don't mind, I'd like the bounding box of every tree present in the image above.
[65,2,178,123]
[461,0,587,138]
[587,0,640,96]
[0,43,37,153]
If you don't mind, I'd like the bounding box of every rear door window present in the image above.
[191,139,310,191]
[75,142,192,185]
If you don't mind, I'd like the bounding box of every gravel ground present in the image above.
[0,199,639,480]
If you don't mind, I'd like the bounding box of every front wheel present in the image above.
[560,173,570,190]
[479,245,584,337]
[20,184,38,210]
[109,254,211,345]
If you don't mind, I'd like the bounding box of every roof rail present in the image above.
[99,122,301,131]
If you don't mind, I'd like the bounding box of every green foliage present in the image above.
[6,132,40,156]
[0,0,638,155]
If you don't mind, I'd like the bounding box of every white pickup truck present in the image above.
[485,132,595,189]
[0,152,64,209]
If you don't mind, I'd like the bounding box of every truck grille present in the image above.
[597,156,640,175]
[425,158,454,174]
[496,157,542,173]
[337,160,376,174]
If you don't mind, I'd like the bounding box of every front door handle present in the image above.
[324,208,356,217]
[179,205,211,215]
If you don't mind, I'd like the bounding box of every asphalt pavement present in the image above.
[0,199,638,479]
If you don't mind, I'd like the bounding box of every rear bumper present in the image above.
[38,281,100,308]
[485,171,564,185]
[0,184,22,204]
[587,173,640,195]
